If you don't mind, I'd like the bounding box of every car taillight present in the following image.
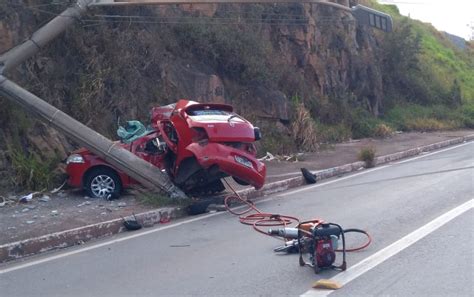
[192,127,209,145]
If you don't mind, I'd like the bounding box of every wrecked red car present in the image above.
[66,100,266,198]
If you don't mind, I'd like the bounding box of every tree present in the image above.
[380,19,427,104]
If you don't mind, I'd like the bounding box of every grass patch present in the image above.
[384,104,466,131]
[315,123,351,143]
[365,0,474,103]
[350,108,383,139]
[9,149,59,191]
[291,103,318,151]
[358,147,376,168]
[257,128,297,156]
[405,118,455,132]
[373,123,394,138]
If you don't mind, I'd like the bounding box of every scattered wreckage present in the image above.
[66,100,266,198]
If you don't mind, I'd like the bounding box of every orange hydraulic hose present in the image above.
[223,179,372,251]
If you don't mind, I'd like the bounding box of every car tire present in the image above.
[84,167,122,199]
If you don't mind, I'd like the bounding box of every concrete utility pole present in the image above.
[0,0,392,198]
[0,0,90,74]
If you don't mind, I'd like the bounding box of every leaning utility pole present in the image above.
[0,0,188,198]
[0,0,392,198]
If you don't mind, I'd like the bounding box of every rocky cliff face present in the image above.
[0,0,384,191]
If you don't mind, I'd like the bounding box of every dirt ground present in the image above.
[0,130,472,245]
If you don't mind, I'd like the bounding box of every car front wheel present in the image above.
[84,168,122,199]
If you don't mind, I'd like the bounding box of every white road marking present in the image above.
[1,141,471,274]
[301,199,473,297]
[395,141,472,164]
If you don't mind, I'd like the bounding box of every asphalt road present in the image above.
[1,142,473,297]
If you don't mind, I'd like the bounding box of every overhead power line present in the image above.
[16,2,355,28]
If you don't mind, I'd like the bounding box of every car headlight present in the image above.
[66,154,85,164]
[235,155,253,169]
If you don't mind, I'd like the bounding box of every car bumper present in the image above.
[186,142,266,189]
[65,163,89,188]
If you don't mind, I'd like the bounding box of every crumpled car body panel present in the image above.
[66,100,266,196]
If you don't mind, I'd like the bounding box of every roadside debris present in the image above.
[258,152,305,162]
[39,195,51,202]
[56,191,67,198]
[159,211,171,223]
[51,181,67,194]
[19,192,41,203]
[258,152,275,161]
[0,196,15,207]
[50,210,59,216]
[207,204,227,212]
[301,168,317,184]
[77,201,91,207]
[122,214,142,231]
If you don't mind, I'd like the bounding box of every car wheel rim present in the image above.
[91,175,115,198]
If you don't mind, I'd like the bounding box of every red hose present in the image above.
[223,179,372,251]
[224,193,301,239]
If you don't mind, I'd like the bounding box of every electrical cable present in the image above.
[16,3,354,28]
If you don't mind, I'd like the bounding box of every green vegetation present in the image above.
[358,147,376,168]
[292,0,474,147]
[384,104,471,131]
[368,0,474,104]
[9,147,60,191]
[314,123,352,144]
[291,103,319,151]
[1,1,473,193]
[169,20,279,84]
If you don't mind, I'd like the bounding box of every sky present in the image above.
[378,0,473,40]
